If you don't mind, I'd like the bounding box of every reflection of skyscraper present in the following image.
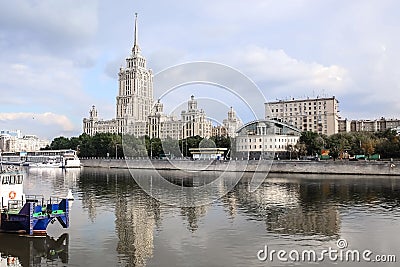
[81,190,97,222]
[223,191,238,218]
[115,191,159,266]
[180,206,209,232]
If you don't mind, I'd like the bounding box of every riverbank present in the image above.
[80,159,400,176]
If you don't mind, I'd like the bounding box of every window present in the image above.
[2,175,9,184]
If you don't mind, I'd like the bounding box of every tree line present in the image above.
[296,129,400,160]
[44,133,232,159]
[44,129,399,160]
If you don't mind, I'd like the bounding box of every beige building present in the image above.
[147,96,212,140]
[181,96,212,139]
[0,132,50,152]
[338,117,400,133]
[83,15,213,140]
[83,14,152,137]
[223,107,243,137]
[265,96,340,136]
[211,107,243,138]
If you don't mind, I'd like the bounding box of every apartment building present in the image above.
[265,96,340,135]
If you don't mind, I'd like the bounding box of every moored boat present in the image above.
[61,150,81,168]
[0,167,70,235]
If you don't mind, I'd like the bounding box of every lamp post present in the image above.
[150,140,153,159]
[115,144,119,159]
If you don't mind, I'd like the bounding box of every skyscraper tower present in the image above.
[116,13,154,135]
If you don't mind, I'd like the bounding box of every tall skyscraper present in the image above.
[83,14,213,139]
[83,14,153,136]
[116,13,153,136]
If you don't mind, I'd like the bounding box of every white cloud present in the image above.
[0,1,98,54]
[220,46,352,99]
[0,54,89,110]
[0,112,75,138]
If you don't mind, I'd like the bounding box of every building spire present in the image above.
[132,13,140,54]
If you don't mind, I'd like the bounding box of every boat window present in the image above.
[16,175,23,184]
[2,176,9,184]
[9,175,15,185]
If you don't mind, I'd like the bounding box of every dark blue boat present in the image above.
[0,167,70,236]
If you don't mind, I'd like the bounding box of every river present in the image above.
[1,167,399,266]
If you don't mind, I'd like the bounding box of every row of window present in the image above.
[239,144,287,150]
[2,175,24,185]
[272,105,327,113]
[238,138,297,143]
[270,100,329,108]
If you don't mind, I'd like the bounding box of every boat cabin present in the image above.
[0,168,24,208]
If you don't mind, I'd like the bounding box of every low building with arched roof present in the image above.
[234,120,301,160]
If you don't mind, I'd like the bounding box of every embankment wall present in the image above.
[80,159,400,176]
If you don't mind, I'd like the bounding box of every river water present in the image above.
[1,167,399,266]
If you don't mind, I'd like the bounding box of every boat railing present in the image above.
[48,196,63,205]
[7,200,24,211]
[25,194,45,206]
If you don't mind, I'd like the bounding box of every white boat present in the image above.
[1,150,81,169]
[29,156,61,168]
[60,150,81,168]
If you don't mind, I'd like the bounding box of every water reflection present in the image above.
[227,174,341,237]
[76,169,400,266]
[79,169,161,266]
[22,167,400,266]
[0,234,69,267]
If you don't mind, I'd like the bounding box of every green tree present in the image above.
[49,136,71,150]
[299,131,324,156]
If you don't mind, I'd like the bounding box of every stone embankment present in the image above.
[80,158,400,176]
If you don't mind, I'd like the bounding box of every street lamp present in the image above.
[115,144,119,159]
[150,140,153,159]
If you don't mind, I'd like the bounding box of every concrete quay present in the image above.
[80,159,400,176]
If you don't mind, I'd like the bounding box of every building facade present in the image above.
[338,117,400,133]
[211,107,242,138]
[83,14,153,137]
[83,15,213,140]
[265,97,340,136]
[0,131,49,152]
[147,96,212,140]
[235,120,301,160]
[223,107,243,137]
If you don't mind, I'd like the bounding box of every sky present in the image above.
[0,0,399,139]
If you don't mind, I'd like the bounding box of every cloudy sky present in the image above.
[0,0,399,139]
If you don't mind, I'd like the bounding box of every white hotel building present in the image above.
[235,120,301,159]
[82,14,225,139]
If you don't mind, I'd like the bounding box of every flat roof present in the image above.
[266,96,338,105]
